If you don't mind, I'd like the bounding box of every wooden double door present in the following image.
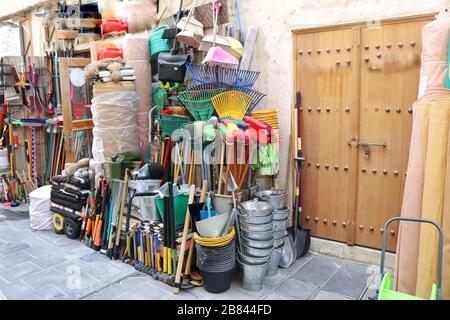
[294,16,432,251]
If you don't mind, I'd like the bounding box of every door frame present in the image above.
[291,13,434,247]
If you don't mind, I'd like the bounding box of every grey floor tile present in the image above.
[2,262,43,282]
[0,242,31,256]
[0,276,9,288]
[85,263,123,282]
[53,259,91,274]
[274,278,319,300]
[24,244,61,258]
[54,269,101,299]
[0,251,35,269]
[264,292,293,300]
[80,252,111,264]
[83,283,131,300]
[61,243,97,260]
[291,255,344,286]
[30,254,69,269]
[21,269,67,290]
[21,284,69,300]
[278,252,315,277]
[312,290,353,300]
[85,274,150,299]
[263,273,288,287]
[21,236,52,248]
[0,282,34,299]
[322,261,374,299]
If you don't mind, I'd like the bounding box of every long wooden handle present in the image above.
[238,147,254,192]
[184,180,207,283]
[173,184,196,293]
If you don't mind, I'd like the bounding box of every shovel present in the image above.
[292,157,311,257]
[280,156,309,268]
[292,91,311,257]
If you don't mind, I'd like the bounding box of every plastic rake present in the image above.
[211,91,253,120]
[178,88,224,121]
[186,63,260,88]
[228,87,266,113]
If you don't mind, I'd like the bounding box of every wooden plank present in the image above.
[56,30,79,40]
[58,18,102,29]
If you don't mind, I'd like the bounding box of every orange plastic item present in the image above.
[101,19,128,35]
[97,47,123,60]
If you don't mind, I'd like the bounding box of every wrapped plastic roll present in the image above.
[125,60,152,113]
[123,33,151,61]
[137,111,150,145]
[91,92,140,163]
[419,17,450,96]
[122,0,157,34]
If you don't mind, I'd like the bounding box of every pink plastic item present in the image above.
[202,46,239,68]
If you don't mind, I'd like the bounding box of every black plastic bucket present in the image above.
[199,267,236,294]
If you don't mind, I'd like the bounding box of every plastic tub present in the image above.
[150,25,171,59]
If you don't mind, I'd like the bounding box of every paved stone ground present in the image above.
[0,206,378,300]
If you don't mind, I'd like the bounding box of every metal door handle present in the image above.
[347,140,386,159]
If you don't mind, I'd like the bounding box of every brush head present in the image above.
[176,31,201,49]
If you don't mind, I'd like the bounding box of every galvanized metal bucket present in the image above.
[239,199,274,217]
[255,189,287,210]
[238,211,273,225]
[273,206,290,220]
[240,228,273,241]
[237,256,269,292]
[265,245,284,277]
[213,192,243,215]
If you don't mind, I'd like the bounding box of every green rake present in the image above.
[177,86,225,121]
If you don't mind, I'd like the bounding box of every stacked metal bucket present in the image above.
[255,190,289,277]
[236,189,288,291]
[237,199,274,291]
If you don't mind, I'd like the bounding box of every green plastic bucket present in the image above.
[150,25,171,59]
[154,193,189,226]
